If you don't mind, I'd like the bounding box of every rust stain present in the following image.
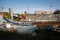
[32,22,60,27]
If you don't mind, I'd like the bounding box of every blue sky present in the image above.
[0,0,60,14]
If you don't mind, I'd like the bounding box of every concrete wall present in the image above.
[0,15,3,24]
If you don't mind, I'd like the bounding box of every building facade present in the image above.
[35,10,52,14]
[20,14,60,22]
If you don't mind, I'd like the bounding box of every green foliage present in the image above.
[3,14,11,19]
[15,14,20,17]
[3,13,21,21]
[54,9,60,14]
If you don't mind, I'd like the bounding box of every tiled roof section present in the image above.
[0,12,8,15]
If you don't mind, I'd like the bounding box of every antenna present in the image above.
[0,7,4,12]
[50,5,52,14]
[27,6,30,14]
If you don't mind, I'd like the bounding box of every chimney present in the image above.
[9,8,13,20]
[9,8,11,14]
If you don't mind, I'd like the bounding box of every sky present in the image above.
[0,0,60,14]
